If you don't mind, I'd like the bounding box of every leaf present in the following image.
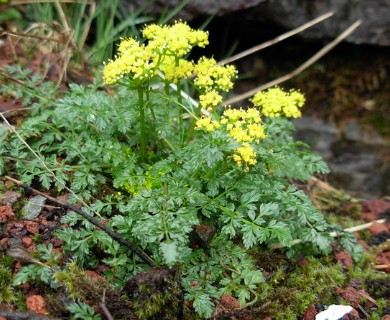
[258,203,279,217]
[110,215,133,232]
[160,241,179,265]
[313,233,332,254]
[240,191,260,205]
[268,220,292,245]
[237,288,250,305]
[241,269,264,287]
[192,293,214,318]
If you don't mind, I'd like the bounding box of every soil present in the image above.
[1,36,390,320]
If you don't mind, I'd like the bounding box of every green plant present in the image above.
[67,302,102,320]
[1,21,339,318]
[0,253,18,304]
[20,0,154,66]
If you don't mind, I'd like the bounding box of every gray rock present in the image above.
[293,116,339,160]
[123,0,390,46]
[251,0,390,47]
[293,116,390,198]
[22,195,46,219]
[0,191,21,206]
[123,0,266,19]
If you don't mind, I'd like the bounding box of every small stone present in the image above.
[315,304,353,320]
[335,252,353,268]
[21,236,33,247]
[368,221,389,235]
[303,304,317,320]
[85,270,105,281]
[25,221,39,234]
[342,307,361,319]
[0,205,15,223]
[376,250,390,272]
[362,200,390,221]
[220,294,240,310]
[194,224,216,249]
[337,287,361,307]
[23,195,46,219]
[26,294,47,314]
[0,190,21,206]
[50,237,64,247]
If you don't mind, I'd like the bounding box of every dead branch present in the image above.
[224,19,363,106]
[372,264,390,270]
[4,175,157,267]
[270,217,386,250]
[218,11,334,66]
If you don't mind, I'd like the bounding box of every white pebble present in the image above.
[315,304,353,320]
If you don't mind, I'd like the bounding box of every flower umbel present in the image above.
[233,143,257,167]
[196,107,265,169]
[251,87,305,118]
[159,57,194,83]
[142,21,209,57]
[221,107,265,143]
[194,57,237,110]
[103,38,156,85]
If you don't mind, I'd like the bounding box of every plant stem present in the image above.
[185,102,203,142]
[174,57,185,146]
[161,182,170,240]
[137,86,147,158]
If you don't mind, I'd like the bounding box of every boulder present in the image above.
[123,0,390,46]
[250,0,390,46]
[124,0,266,19]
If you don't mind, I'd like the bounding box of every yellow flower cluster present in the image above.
[196,107,266,168]
[233,143,257,167]
[103,21,209,85]
[142,21,209,57]
[194,57,237,110]
[251,87,305,118]
[221,108,266,143]
[103,39,156,85]
[199,90,223,110]
[160,57,194,83]
[195,116,221,132]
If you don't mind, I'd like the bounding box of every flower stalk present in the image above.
[137,86,147,158]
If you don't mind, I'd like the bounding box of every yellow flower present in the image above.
[195,116,220,132]
[142,21,209,57]
[103,38,156,85]
[199,90,223,110]
[233,143,257,167]
[251,87,305,118]
[196,107,265,169]
[194,57,237,92]
[160,57,194,83]
[247,123,266,142]
[103,21,208,85]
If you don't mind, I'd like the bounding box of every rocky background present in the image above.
[125,0,390,46]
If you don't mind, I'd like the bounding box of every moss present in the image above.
[365,111,390,137]
[0,252,18,304]
[123,266,184,320]
[259,256,348,319]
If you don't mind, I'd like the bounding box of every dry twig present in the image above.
[218,11,334,66]
[224,19,363,106]
[4,175,157,267]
